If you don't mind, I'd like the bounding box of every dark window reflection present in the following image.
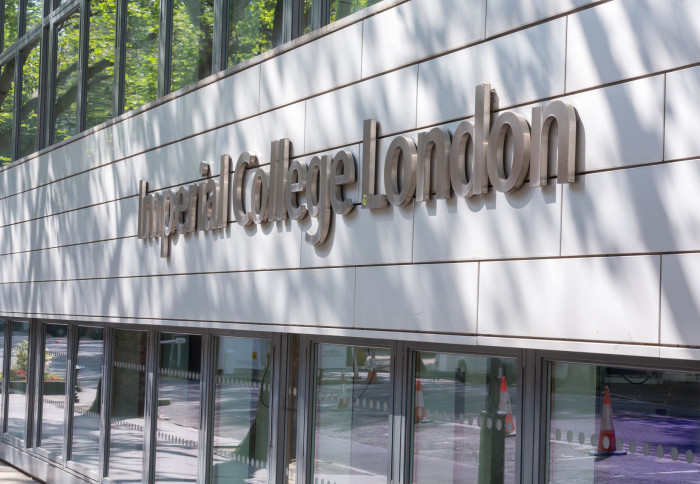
[40,324,69,459]
[124,0,160,112]
[0,61,15,164]
[109,329,148,482]
[155,333,201,482]
[53,12,81,143]
[18,42,40,159]
[86,0,116,128]
[228,0,283,68]
[70,326,104,473]
[284,335,299,483]
[171,0,213,92]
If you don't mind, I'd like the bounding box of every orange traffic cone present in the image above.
[338,373,349,409]
[366,351,378,383]
[499,377,516,435]
[589,386,627,456]
[414,380,430,423]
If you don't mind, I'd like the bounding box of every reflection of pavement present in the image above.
[549,393,700,482]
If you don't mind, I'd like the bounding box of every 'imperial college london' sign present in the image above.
[138,84,580,257]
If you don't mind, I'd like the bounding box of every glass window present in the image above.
[171,0,213,92]
[6,321,30,441]
[0,60,15,164]
[69,326,104,473]
[155,333,201,482]
[312,344,392,483]
[547,362,700,483]
[211,336,271,482]
[18,41,40,159]
[2,0,18,49]
[53,11,80,143]
[329,0,381,23]
[124,0,160,112]
[108,329,148,482]
[86,0,116,128]
[228,0,283,68]
[40,323,69,459]
[411,352,518,483]
[25,0,43,32]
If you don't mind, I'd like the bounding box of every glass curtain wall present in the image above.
[69,326,104,474]
[546,361,700,483]
[171,0,213,92]
[312,343,392,483]
[108,329,148,482]
[124,0,160,111]
[85,0,116,128]
[52,11,81,143]
[2,0,19,48]
[211,336,271,482]
[410,352,518,483]
[6,321,30,442]
[39,323,69,460]
[18,41,41,159]
[0,60,15,164]
[227,0,283,68]
[155,332,202,482]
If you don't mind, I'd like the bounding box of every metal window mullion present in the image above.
[10,50,20,162]
[1,321,9,434]
[198,330,215,484]
[64,323,79,463]
[44,21,56,146]
[27,320,46,448]
[212,0,227,73]
[269,333,285,484]
[157,0,171,97]
[76,0,88,132]
[99,326,114,481]
[19,0,27,37]
[142,328,159,484]
[392,341,409,484]
[296,336,313,484]
[113,0,127,116]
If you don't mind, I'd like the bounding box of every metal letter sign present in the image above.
[138,84,580,257]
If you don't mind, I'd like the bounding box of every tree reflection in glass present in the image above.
[228,0,283,68]
[18,42,40,159]
[86,0,116,128]
[3,0,18,49]
[171,0,213,92]
[53,12,80,143]
[0,61,15,164]
[124,0,160,112]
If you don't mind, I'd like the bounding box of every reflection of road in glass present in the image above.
[71,337,103,473]
[549,392,700,482]
[155,376,200,482]
[40,338,68,457]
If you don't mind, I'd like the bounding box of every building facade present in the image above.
[1,0,700,482]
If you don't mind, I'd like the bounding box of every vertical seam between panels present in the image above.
[564,15,569,93]
[658,255,663,345]
[559,184,564,257]
[662,74,667,161]
[476,261,481,336]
